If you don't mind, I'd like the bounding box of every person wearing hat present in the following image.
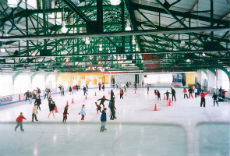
[15,112,26,132]
[79,104,86,120]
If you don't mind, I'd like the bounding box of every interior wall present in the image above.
[0,73,13,96]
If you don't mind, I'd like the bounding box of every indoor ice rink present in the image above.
[0,0,230,156]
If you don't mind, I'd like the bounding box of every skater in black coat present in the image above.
[171,87,176,101]
[109,98,116,120]
[97,96,110,107]
[212,93,219,107]
[164,90,171,100]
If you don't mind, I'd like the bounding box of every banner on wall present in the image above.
[0,95,13,105]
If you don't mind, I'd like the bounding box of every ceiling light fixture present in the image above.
[110,0,120,5]
[8,0,18,8]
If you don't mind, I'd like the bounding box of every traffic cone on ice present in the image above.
[18,94,21,102]
[168,98,172,106]
[134,89,136,94]
[95,92,97,96]
[85,95,87,100]
[163,95,166,101]
[66,100,69,106]
[108,91,110,95]
[55,106,58,113]
[71,98,74,104]
[154,104,157,111]
[147,90,149,95]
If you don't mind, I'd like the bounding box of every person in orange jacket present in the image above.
[15,112,26,132]
[200,90,210,107]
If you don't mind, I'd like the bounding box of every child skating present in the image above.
[95,102,101,114]
[15,112,26,132]
[32,103,38,122]
[63,105,69,123]
[100,108,107,132]
[79,105,86,120]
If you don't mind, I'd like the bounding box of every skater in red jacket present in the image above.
[200,90,210,107]
[15,112,26,132]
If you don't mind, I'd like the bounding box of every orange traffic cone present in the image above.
[95,92,97,96]
[168,98,172,106]
[55,106,58,113]
[18,94,21,102]
[163,95,166,101]
[154,104,157,111]
[71,98,74,104]
[147,90,149,95]
[134,89,136,94]
[66,100,69,106]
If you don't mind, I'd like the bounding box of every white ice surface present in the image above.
[0,88,229,156]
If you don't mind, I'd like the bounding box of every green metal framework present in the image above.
[0,0,229,73]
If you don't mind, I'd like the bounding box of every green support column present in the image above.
[12,71,23,85]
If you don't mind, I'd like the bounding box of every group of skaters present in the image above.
[18,83,119,132]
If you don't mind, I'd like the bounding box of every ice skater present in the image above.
[212,92,218,107]
[164,90,170,100]
[98,82,102,91]
[97,96,110,107]
[100,108,107,132]
[110,89,115,100]
[35,94,41,110]
[32,103,38,122]
[171,87,176,101]
[188,87,194,99]
[63,105,69,123]
[109,98,116,120]
[102,83,105,92]
[157,90,161,100]
[95,102,101,114]
[120,88,124,99]
[183,88,188,99]
[200,90,210,107]
[83,86,87,96]
[69,86,73,95]
[48,100,56,118]
[15,112,26,132]
[79,105,86,120]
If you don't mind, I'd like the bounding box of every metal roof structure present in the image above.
[0,0,229,73]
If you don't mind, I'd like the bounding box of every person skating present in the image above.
[100,108,107,132]
[83,86,87,96]
[32,103,38,122]
[97,96,110,107]
[63,105,69,123]
[110,89,115,100]
[79,105,86,120]
[69,86,72,95]
[171,87,176,101]
[109,98,116,120]
[61,86,65,96]
[200,90,210,107]
[35,94,41,110]
[157,90,161,101]
[98,82,102,91]
[48,100,56,118]
[188,87,194,99]
[212,92,218,107]
[102,83,105,91]
[95,102,101,114]
[183,88,188,99]
[194,87,198,98]
[24,90,30,102]
[120,88,124,99]
[15,112,26,132]
[164,90,171,100]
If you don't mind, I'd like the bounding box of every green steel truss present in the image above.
[0,0,229,72]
